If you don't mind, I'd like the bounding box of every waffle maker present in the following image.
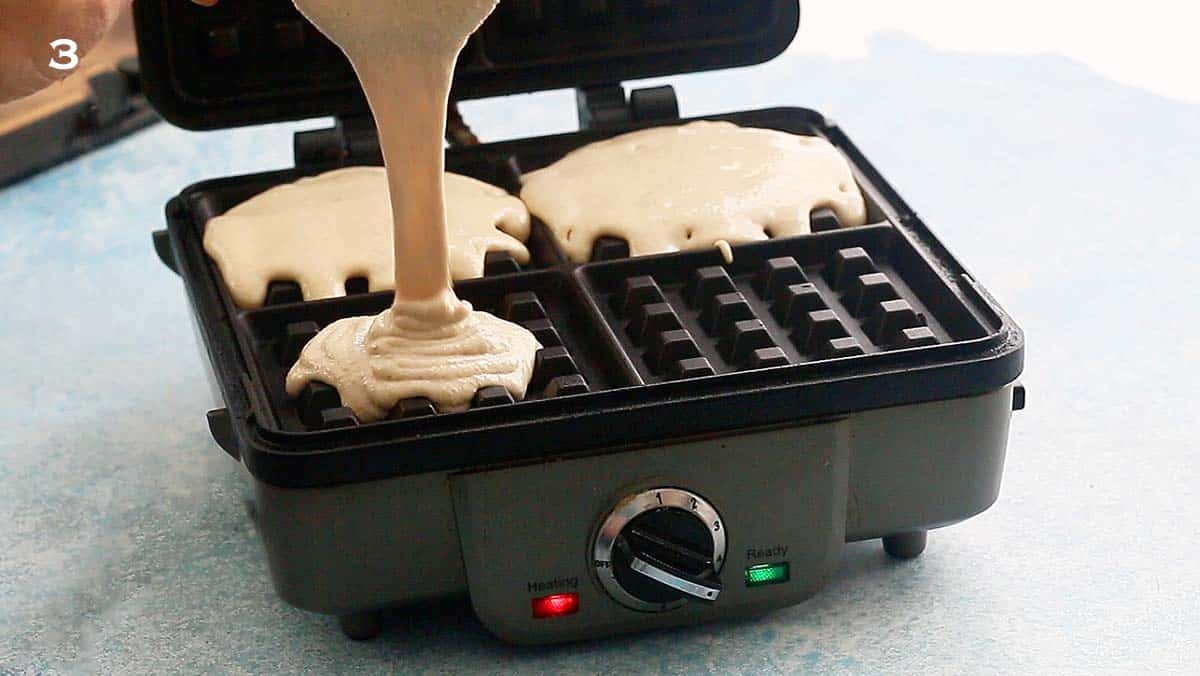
[135,0,1025,644]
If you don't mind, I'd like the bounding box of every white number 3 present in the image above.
[49,39,80,71]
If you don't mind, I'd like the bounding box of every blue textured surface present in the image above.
[2,34,1198,673]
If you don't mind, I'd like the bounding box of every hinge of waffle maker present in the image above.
[576,84,679,130]
[293,114,382,167]
[293,84,679,166]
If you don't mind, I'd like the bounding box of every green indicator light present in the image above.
[745,562,790,587]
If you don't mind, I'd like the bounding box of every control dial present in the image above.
[593,487,726,612]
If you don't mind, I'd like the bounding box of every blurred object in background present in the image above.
[0,7,158,188]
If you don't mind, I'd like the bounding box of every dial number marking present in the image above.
[592,487,727,612]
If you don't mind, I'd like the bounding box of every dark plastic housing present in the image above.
[159,108,1024,488]
[132,0,800,129]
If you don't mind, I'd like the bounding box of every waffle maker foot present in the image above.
[339,611,383,641]
[882,531,928,560]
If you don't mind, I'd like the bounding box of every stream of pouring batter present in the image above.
[285,0,540,422]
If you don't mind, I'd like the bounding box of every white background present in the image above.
[796,0,1200,103]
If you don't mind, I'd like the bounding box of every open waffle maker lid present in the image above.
[132,0,801,130]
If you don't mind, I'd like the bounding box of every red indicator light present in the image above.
[531,593,580,619]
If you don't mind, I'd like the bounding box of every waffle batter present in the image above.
[520,121,869,262]
[205,167,532,309]
[285,0,540,421]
